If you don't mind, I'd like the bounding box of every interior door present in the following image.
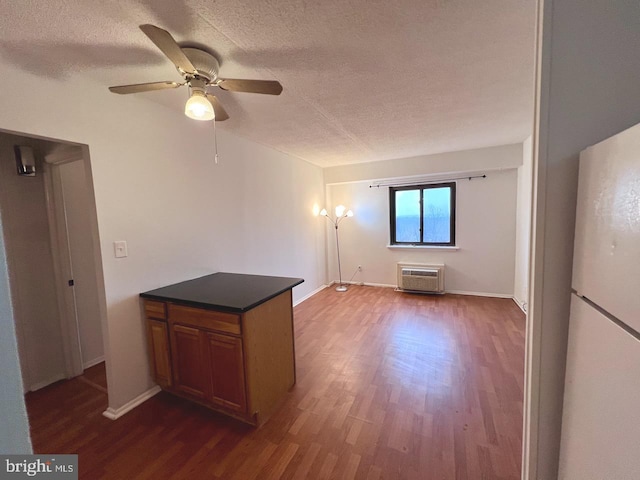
[43,150,85,379]
[57,159,104,368]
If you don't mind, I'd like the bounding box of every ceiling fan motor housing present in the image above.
[181,47,220,83]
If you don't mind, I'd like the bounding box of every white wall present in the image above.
[327,169,518,296]
[525,1,640,479]
[59,160,104,368]
[0,59,326,413]
[514,136,533,310]
[324,143,523,184]
[0,210,32,453]
[324,144,522,297]
[0,135,67,391]
[207,132,326,285]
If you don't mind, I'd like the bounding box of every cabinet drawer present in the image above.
[144,300,167,320]
[169,304,241,335]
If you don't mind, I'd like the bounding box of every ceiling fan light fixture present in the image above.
[107,25,284,122]
[185,90,215,121]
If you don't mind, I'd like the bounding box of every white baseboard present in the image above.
[445,290,514,299]
[334,280,397,289]
[293,284,328,306]
[102,385,161,420]
[293,281,394,304]
[359,281,396,288]
[347,282,513,297]
[326,281,514,300]
[83,356,105,369]
[29,373,67,392]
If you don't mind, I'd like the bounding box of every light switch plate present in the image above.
[114,240,128,258]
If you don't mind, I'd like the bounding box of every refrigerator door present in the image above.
[559,294,640,480]
[573,122,640,332]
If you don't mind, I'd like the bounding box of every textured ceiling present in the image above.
[0,0,536,167]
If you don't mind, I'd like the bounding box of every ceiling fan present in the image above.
[108,24,283,122]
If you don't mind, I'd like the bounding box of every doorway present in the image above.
[0,130,107,395]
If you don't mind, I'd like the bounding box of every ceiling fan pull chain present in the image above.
[213,117,219,164]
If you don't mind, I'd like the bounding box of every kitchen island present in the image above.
[140,272,304,426]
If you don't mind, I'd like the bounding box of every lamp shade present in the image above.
[320,208,328,217]
[346,210,353,217]
[335,205,346,217]
[185,91,215,121]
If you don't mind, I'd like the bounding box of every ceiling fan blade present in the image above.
[139,24,197,75]
[206,94,230,121]
[217,79,283,95]
[109,81,183,94]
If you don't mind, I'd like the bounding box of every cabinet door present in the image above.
[205,332,247,412]
[170,324,208,399]
[146,319,172,388]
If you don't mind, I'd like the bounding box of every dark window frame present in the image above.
[389,182,456,246]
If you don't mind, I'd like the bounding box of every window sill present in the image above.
[386,245,460,251]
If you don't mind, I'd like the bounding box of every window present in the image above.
[389,182,456,246]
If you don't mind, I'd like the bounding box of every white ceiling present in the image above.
[0,0,536,167]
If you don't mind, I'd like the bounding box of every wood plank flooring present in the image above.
[26,286,525,479]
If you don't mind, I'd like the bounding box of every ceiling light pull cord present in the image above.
[213,118,219,164]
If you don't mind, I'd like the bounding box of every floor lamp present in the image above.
[319,205,353,292]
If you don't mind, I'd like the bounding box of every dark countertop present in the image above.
[140,272,304,313]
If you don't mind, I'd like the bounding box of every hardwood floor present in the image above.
[26,286,525,479]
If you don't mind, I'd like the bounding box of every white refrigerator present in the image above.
[558,122,640,479]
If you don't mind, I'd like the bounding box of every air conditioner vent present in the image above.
[397,263,445,294]
[401,268,437,277]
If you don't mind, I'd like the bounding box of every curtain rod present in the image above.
[369,174,487,188]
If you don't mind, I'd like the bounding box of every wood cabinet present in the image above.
[170,324,208,400]
[167,322,246,411]
[146,319,172,388]
[144,300,172,389]
[141,277,299,427]
[205,332,246,412]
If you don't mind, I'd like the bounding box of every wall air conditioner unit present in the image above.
[396,263,445,294]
